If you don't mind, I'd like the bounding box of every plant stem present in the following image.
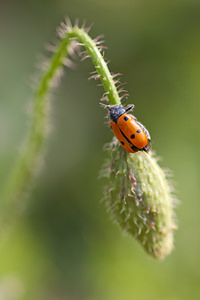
[1,24,121,222]
[68,27,121,105]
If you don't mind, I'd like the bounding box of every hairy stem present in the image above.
[1,24,121,222]
[68,27,121,105]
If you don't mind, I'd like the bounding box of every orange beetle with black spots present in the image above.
[108,104,151,153]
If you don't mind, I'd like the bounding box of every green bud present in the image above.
[101,139,177,260]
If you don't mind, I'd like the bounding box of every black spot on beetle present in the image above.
[124,116,128,121]
[121,141,125,145]
[136,129,141,133]
[130,134,135,139]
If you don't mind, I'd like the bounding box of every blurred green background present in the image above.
[0,0,200,299]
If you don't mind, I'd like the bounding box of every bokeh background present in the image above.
[0,0,200,299]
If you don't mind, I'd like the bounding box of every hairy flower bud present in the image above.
[101,139,177,260]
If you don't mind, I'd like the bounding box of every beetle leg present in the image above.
[142,140,151,153]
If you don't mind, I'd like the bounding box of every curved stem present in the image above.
[68,27,121,105]
[1,25,121,222]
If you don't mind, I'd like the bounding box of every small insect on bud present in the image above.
[101,139,177,260]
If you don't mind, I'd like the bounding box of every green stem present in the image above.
[68,27,121,105]
[1,25,121,221]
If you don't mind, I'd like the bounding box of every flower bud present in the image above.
[102,139,177,260]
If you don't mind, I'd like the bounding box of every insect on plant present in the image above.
[103,102,151,153]
[1,18,177,260]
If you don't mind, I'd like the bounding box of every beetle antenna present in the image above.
[121,96,128,105]
[125,104,134,113]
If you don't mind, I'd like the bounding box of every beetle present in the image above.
[107,104,151,153]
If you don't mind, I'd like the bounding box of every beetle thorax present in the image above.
[109,105,126,123]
